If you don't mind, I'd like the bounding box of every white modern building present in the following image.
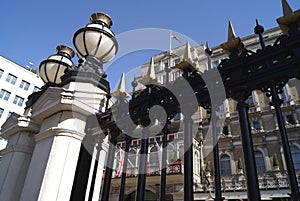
[0,56,44,149]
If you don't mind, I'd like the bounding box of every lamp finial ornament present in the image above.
[90,12,113,28]
[56,45,75,59]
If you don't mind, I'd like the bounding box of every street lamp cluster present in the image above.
[29,1,300,201]
[38,12,118,86]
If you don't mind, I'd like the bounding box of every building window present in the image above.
[19,80,30,91]
[286,114,296,125]
[33,86,40,93]
[166,144,174,163]
[172,71,180,81]
[13,95,24,106]
[173,113,181,121]
[174,59,180,64]
[127,149,136,176]
[5,73,17,85]
[154,66,159,73]
[212,60,220,68]
[291,145,300,170]
[220,154,231,176]
[253,121,261,131]
[163,61,168,68]
[7,112,12,119]
[128,149,136,168]
[217,102,225,115]
[149,146,159,165]
[0,89,11,101]
[222,125,229,135]
[246,95,255,107]
[0,69,3,78]
[279,89,288,102]
[0,108,3,118]
[255,151,266,173]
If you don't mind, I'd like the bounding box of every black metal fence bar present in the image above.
[119,135,132,201]
[270,85,300,201]
[183,115,194,201]
[237,101,261,201]
[101,135,117,201]
[135,129,149,201]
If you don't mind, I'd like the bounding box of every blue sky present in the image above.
[1,0,300,89]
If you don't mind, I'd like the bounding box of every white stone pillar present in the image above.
[0,114,39,201]
[20,126,85,201]
[19,81,108,201]
[91,141,108,201]
[84,143,99,201]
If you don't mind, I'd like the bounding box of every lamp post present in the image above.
[27,1,300,200]
[33,11,119,201]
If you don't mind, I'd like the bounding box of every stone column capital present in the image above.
[34,127,86,142]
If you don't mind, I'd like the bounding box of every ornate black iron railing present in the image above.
[93,2,300,201]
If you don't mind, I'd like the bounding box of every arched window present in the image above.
[220,154,231,176]
[128,149,136,168]
[291,145,300,170]
[166,144,174,163]
[149,146,159,165]
[127,149,136,176]
[255,151,266,173]
[149,146,160,175]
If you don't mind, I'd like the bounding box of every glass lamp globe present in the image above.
[73,12,118,63]
[39,45,75,84]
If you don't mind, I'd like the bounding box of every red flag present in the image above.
[170,32,182,43]
[116,148,125,177]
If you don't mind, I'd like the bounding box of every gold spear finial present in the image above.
[148,57,156,80]
[183,41,192,62]
[228,21,237,41]
[282,0,293,17]
[220,21,245,56]
[276,0,300,34]
[175,41,196,72]
[139,57,159,86]
[111,73,130,99]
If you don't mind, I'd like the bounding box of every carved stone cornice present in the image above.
[0,145,33,155]
[1,113,40,140]
[34,127,85,142]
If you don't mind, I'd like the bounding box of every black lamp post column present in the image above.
[135,128,149,201]
[269,84,300,201]
[160,124,170,201]
[119,135,132,201]
[101,133,118,201]
[183,114,194,201]
[236,98,261,201]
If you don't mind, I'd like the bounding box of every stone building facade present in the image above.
[109,26,300,200]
